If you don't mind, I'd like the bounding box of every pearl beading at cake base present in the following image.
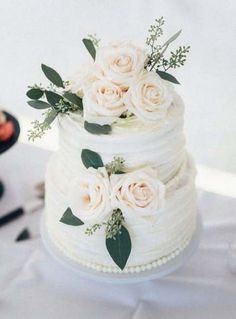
[48,226,194,274]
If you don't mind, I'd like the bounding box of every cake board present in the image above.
[41,214,202,284]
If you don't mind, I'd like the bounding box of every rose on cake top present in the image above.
[26,17,190,140]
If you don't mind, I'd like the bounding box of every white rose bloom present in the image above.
[95,42,147,89]
[68,167,111,223]
[110,167,165,218]
[83,79,127,125]
[126,71,173,121]
[66,62,104,98]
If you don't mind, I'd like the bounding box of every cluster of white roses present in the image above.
[68,166,165,224]
[68,42,174,125]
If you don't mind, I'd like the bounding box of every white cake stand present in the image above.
[41,215,202,284]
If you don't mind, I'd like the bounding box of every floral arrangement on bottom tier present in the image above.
[59,149,166,270]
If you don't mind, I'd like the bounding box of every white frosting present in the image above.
[44,92,198,273]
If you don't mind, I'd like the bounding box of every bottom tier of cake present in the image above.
[44,154,197,273]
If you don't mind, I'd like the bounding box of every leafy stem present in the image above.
[146,17,190,84]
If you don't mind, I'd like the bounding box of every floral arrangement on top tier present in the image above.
[26,17,190,140]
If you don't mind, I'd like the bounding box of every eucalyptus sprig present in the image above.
[85,209,125,239]
[105,156,125,175]
[87,33,100,48]
[146,17,190,84]
[26,64,83,140]
[105,209,124,239]
[28,108,58,141]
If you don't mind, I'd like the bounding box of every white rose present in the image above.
[110,167,165,218]
[126,71,173,121]
[68,167,111,223]
[95,42,147,89]
[66,63,104,98]
[83,79,127,125]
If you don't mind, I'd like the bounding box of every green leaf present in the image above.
[82,38,96,60]
[26,88,44,100]
[60,207,84,226]
[81,149,104,169]
[41,64,64,88]
[162,29,182,48]
[156,70,180,84]
[106,225,131,270]
[45,90,62,106]
[84,121,112,135]
[27,100,51,109]
[63,92,83,110]
[115,170,125,174]
[44,109,58,125]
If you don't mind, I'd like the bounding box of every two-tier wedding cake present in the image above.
[27,18,197,274]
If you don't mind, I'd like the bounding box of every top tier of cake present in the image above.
[57,91,185,184]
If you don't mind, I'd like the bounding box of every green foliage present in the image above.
[45,91,62,106]
[63,92,83,110]
[165,46,190,70]
[105,209,124,239]
[27,108,58,141]
[106,224,131,270]
[82,38,96,60]
[27,64,84,140]
[27,100,51,109]
[60,207,84,226]
[26,88,44,100]
[85,223,103,236]
[41,64,64,88]
[146,17,190,84]
[84,121,111,135]
[85,209,125,239]
[156,70,180,84]
[105,156,125,175]
[87,33,100,48]
[146,16,165,63]
[81,149,104,169]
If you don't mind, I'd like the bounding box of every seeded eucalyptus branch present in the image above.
[105,209,124,239]
[105,156,125,175]
[145,17,190,84]
[85,209,125,239]
[87,33,100,48]
[28,108,58,141]
[26,64,83,140]
[85,223,103,236]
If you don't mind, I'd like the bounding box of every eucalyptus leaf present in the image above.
[162,29,182,48]
[45,90,62,106]
[84,121,111,135]
[41,64,64,88]
[81,149,104,169]
[27,100,51,109]
[64,92,83,110]
[60,207,84,226]
[26,88,44,100]
[106,225,131,270]
[156,70,180,84]
[44,109,58,125]
[82,38,96,60]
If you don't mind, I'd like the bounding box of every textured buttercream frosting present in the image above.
[44,92,198,273]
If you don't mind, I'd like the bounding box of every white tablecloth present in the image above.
[0,143,236,319]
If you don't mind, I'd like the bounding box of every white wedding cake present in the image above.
[27,19,197,273]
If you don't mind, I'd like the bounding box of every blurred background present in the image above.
[0,0,235,197]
